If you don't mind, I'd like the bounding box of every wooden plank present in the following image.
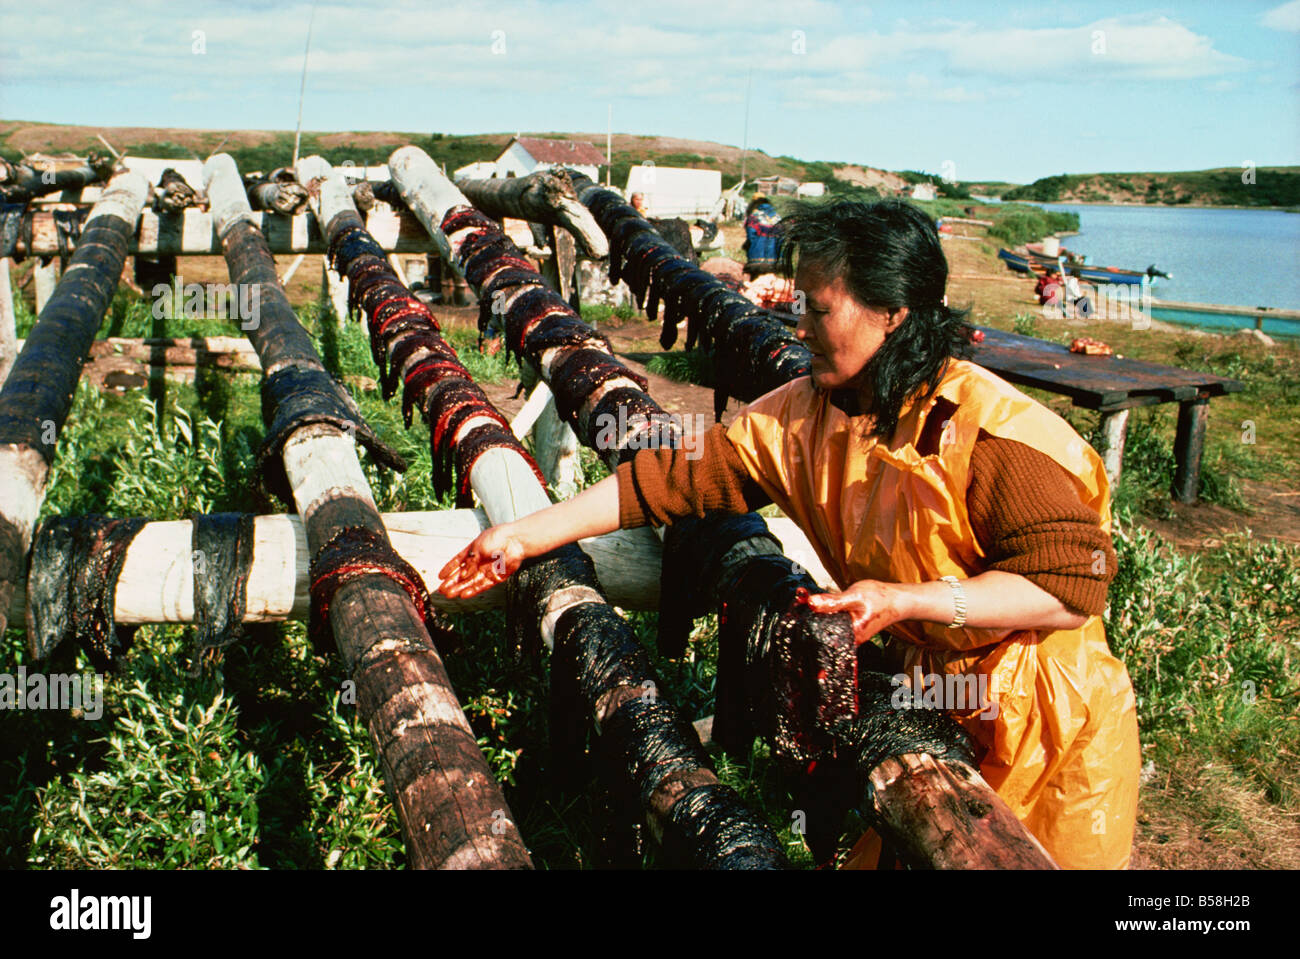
[972,326,1243,411]
[1152,298,1300,322]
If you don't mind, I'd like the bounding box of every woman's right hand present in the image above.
[436,523,529,599]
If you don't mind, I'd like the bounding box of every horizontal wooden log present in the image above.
[14,336,262,371]
[5,510,675,626]
[13,208,438,257]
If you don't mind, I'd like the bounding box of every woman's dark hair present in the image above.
[778,197,974,439]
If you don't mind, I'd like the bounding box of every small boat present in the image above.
[998,248,1152,287]
[1026,242,1085,265]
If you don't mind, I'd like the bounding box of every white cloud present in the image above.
[1261,1,1300,32]
[908,16,1247,80]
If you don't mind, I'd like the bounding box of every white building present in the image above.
[494,137,605,181]
[453,160,500,181]
[796,182,826,197]
[625,165,722,218]
[910,182,938,201]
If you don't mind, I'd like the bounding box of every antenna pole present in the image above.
[740,69,752,185]
[292,2,318,168]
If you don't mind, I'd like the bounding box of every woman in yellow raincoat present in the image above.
[438,198,1141,869]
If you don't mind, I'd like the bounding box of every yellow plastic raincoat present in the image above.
[724,359,1140,868]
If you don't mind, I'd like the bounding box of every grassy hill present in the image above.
[1003,167,1300,208]
[0,120,973,200]
[961,180,1022,197]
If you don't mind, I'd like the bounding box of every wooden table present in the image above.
[970,327,1244,503]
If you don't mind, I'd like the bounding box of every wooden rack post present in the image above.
[0,171,149,639]
[204,153,531,870]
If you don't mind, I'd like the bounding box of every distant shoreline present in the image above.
[1028,199,1300,213]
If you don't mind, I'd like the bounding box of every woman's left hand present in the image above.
[804,580,913,644]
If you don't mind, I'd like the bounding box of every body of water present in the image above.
[1038,202,1300,313]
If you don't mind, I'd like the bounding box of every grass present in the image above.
[1104,516,1300,866]
[645,349,715,386]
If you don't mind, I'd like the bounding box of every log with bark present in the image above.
[0,152,116,205]
[153,168,205,214]
[0,171,149,640]
[379,146,788,868]
[203,152,531,870]
[245,168,309,216]
[570,172,811,420]
[454,169,608,259]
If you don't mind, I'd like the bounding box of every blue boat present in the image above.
[998,248,1150,287]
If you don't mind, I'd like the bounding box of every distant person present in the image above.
[743,194,783,277]
[629,191,699,264]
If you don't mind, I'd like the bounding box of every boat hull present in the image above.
[998,248,1147,286]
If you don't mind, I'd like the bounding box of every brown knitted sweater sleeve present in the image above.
[615,424,772,528]
[967,431,1117,616]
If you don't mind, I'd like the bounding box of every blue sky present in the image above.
[1,0,1296,183]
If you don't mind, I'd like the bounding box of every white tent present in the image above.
[121,156,205,186]
[454,160,500,180]
[625,165,722,218]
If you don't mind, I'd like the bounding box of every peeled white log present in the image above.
[16,208,437,257]
[510,379,553,441]
[0,258,15,385]
[33,260,58,313]
[386,147,461,270]
[320,258,350,325]
[518,363,581,493]
[5,510,748,626]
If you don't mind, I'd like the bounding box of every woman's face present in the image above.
[794,260,907,391]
